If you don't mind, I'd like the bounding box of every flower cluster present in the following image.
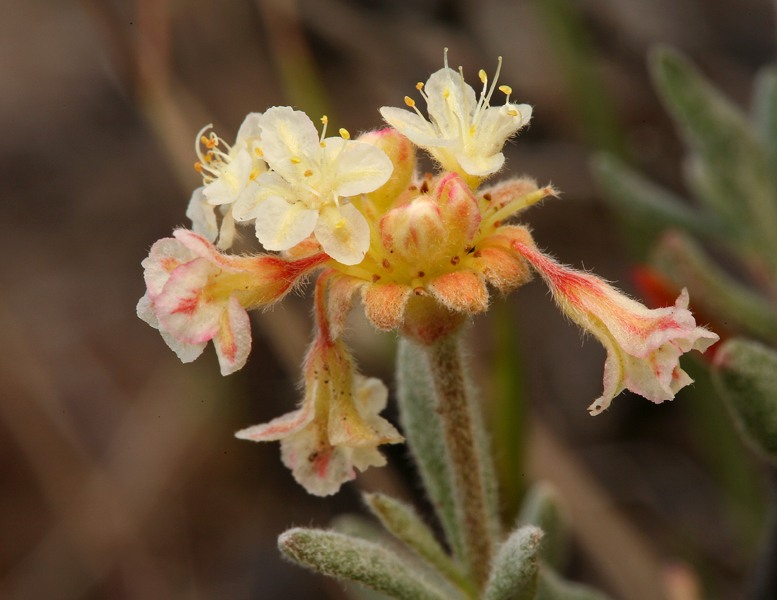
[139,53,718,494]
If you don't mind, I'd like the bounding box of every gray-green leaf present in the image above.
[536,567,612,600]
[482,526,542,600]
[650,46,777,266]
[517,482,569,570]
[364,493,476,598]
[712,338,777,463]
[278,528,451,600]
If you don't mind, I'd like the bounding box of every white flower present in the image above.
[380,52,532,178]
[232,106,393,265]
[192,113,266,248]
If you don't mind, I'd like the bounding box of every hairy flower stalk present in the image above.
[424,334,494,588]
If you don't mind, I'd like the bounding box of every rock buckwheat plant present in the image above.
[139,51,718,599]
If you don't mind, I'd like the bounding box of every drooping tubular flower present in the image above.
[380,50,532,185]
[139,52,718,494]
[513,242,719,415]
[235,270,404,495]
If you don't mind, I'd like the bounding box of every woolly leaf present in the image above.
[712,338,777,463]
[752,66,777,163]
[482,526,542,600]
[517,482,569,570]
[364,493,476,598]
[592,153,723,244]
[278,528,451,600]
[536,567,612,600]
[650,47,777,266]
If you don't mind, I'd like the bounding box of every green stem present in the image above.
[424,335,493,589]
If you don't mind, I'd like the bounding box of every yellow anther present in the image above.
[204,153,213,162]
[290,157,302,164]
[339,128,350,140]
[416,82,424,90]
[507,109,518,117]
[469,125,477,136]
[499,85,512,95]
[303,169,313,177]
[255,147,264,157]
[249,169,260,181]
[321,115,329,124]
[194,162,203,172]
[201,135,217,149]
[320,141,326,147]
[404,96,416,107]
[443,89,450,99]
[479,69,487,83]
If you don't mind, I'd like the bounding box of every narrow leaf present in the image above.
[751,66,777,163]
[397,338,465,563]
[650,46,777,265]
[517,482,569,570]
[592,153,725,243]
[279,528,450,600]
[536,567,612,600]
[651,231,777,344]
[482,526,542,600]
[712,338,777,463]
[364,493,476,598]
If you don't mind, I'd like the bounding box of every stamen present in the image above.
[320,116,329,144]
[416,82,424,90]
[499,85,512,95]
[479,69,487,84]
[194,162,203,172]
[249,169,260,181]
[507,109,518,117]
[339,128,351,140]
[255,147,264,157]
[443,47,449,70]
[290,157,302,164]
[304,169,313,177]
[404,96,416,107]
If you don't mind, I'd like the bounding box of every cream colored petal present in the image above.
[314,204,370,265]
[232,171,293,222]
[455,150,505,177]
[326,139,393,198]
[141,238,197,299]
[203,149,252,206]
[379,107,447,148]
[259,106,319,175]
[185,187,218,242]
[254,195,318,251]
[280,425,357,497]
[236,112,262,145]
[424,67,477,136]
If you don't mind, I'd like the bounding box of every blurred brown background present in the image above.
[1,0,775,598]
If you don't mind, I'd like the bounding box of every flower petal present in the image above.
[280,424,357,497]
[259,107,320,177]
[137,293,206,363]
[235,404,316,442]
[327,139,393,198]
[314,204,370,265]
[142,238,197,299]
[185,187,219,242]
[203,149,252,206]
[155,258,223,344]
[424,67,477,137]
[254,196,319,252]
[214,295,252,375]
[379,107,451,148]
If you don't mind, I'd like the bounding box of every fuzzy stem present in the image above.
[424,334,493,589]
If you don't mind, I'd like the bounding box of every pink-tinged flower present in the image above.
[235,272,403,495]
[138,229,328,375]
[513,242,719,415]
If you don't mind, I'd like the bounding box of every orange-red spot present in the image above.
[171,295,199,316]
